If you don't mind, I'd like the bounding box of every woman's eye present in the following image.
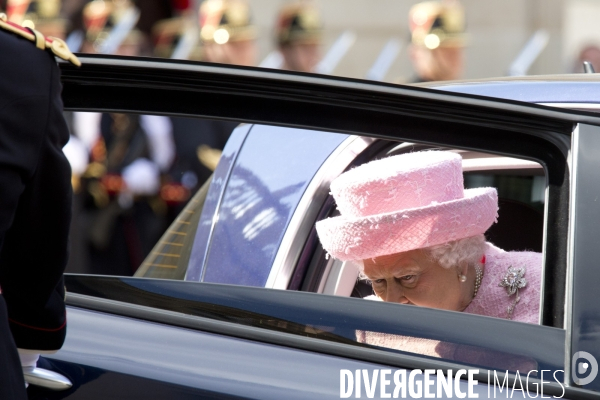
[373,279,385,284]
[396,275,417,286]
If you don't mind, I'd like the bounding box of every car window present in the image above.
[61,99,574,396]
[65,274,566,392]
[129,126,549,317]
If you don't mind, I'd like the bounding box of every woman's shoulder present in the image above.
[486,244,543,274]
[465,243,542,323]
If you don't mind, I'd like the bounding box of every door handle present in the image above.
[23,367,72,391]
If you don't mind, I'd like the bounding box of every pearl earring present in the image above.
[459,274,467,283]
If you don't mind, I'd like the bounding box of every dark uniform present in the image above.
[0,14,79,397]
[82,112,171,276]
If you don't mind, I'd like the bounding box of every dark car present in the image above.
[27,55,600,399]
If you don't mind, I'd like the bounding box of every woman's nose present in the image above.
[384,284,409,304]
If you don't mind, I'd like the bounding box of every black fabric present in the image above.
[0,296,26,400]
[82,113,167,276]
[485,198,544,253]
[0,26,72,392]
[170,117,238,187]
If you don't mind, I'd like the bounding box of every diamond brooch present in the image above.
[499,266,527,319]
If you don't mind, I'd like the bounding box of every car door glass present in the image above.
[66,274,565,384]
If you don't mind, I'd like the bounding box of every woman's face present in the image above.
[362,249,469,311]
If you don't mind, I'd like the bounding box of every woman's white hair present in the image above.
[426,234,486,269]
[354,234,486,278]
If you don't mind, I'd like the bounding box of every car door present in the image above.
[50,55,600,398]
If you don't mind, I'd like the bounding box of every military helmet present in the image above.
[5,0,68,37]
[276,2,322,46]
[199,0,256,44]
[409,0,467,49]
[82,0,113,41]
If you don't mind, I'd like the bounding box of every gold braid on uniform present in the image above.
[0,13,81,66]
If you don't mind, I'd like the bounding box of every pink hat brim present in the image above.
[316,187,498,261]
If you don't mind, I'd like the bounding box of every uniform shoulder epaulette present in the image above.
[0,13,81,67]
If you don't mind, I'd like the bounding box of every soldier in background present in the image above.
[275,2,322,73]
[79,0,150,55]
[5,0,68,38]
[68,0,177,276]
[165,0,254,208]
[199,0,257,66]
[408,0,467,82]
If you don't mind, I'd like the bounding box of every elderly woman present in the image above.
[316,151,541,324]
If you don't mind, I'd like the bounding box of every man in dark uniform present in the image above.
[0,13,79,397]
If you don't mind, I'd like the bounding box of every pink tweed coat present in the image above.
[464,242,541,323]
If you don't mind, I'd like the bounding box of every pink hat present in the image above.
[316,151,498,261]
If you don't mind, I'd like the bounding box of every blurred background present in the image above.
[2,0,600,80]
[3,0,598,277]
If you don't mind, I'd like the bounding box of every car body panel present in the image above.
[50,307,376,399]
[46,272,585,397]
[414,74,600,102]
[59,56,585,137]
[49,306,504,399]
[63,276,566,375]
[188,125,347,287]
[426,81,600,104]
[186,124,251,282]
[567,124,600,392]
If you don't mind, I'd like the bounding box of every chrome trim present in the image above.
[24,367,72,391]
[461,157,541,171]
[316,258,336,294]
[537,171,550,326]
[539,103,600,110]
[266,135,375,289]
[564,124,579,386]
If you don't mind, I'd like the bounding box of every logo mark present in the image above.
[572,351,598,386]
